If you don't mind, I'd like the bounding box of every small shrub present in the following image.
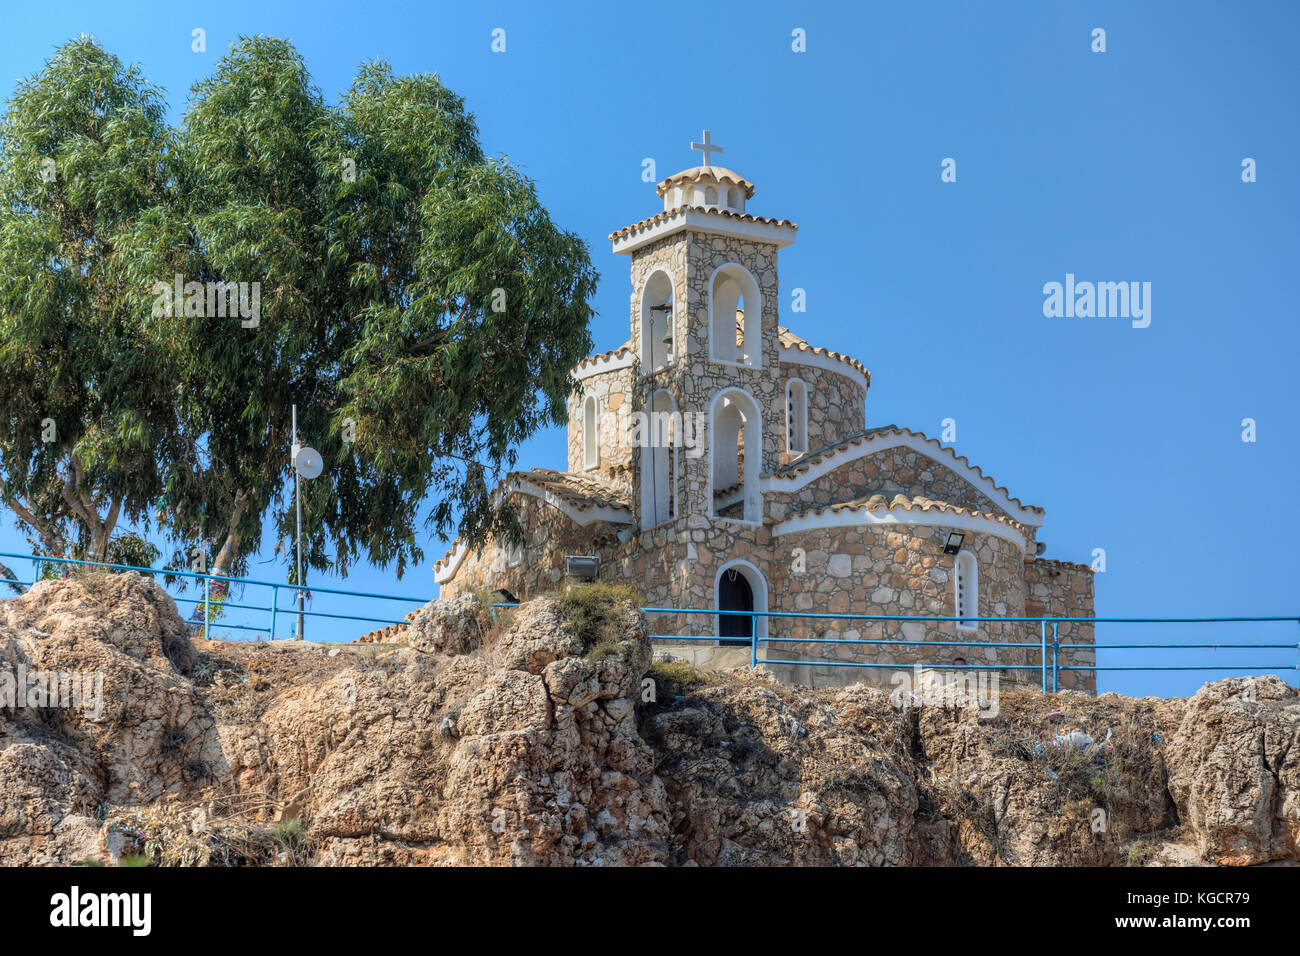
[644,660,706,704]
[557,582,641,657]
[1127,842,1157,867]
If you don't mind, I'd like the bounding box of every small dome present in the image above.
[656,166,756,200]
[657,166,755,214]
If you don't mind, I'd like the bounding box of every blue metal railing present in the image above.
[0,551,430,642]
[495,603,1300,694]
[2,551,1295,694]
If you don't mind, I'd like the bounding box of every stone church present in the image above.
[435,136,1096,690]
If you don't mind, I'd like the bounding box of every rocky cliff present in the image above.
[1,572,1296,866]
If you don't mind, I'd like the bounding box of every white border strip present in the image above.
[762,431,1044,527]
[574,349,635,380]
[509,477,633,527]
[773,505,1027,552]
[433,541,469,584]
[780,345,869,391]
[611,207,797,255]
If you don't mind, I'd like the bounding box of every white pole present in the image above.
[293,403,304,641]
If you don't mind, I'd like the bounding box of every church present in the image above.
[434,134,1096,691]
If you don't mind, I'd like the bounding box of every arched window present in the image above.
[705,185,718,206]
[640,270,675,373]
[955,550,978,631]
[641,390,678,527]
[709,264,760,366]
[583,395,598,469]
[711,389,761,522]
[786,379,808,455]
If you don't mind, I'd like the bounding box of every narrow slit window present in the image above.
[787,380,808,455]
[955,550,978,631]
[583,395,598,469]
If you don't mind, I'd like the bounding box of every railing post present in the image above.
[1051,620,1060,693]
[203,570,211,641]
[1041,619,1048,693]
[270,584,278,641]
[751,620,758,669]
[31,557,39,589]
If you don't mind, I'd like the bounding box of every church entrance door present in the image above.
[718,568,753,647]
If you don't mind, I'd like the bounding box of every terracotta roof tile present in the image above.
[789,492,1032,537]
[656,166,756,199]
[778,326,870,383]
[609,205,797,242]
[509,468,632,513]
[574,342,633,372]
[432,470,632,573]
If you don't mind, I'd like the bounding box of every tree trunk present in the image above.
[211,490,252,575]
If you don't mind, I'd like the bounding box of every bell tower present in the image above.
[610,132,797,531]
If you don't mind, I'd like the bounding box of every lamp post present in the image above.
[292,405,304,639]
[290,404,323,640]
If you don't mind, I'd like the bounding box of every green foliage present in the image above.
[645,660,706,703]
[1,36,598,584]
[0,36,180,562]
[106,531,160,574]
[557,582,640,659]
[1127,842,1157,867]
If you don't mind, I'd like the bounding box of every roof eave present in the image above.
[611,208,797,255]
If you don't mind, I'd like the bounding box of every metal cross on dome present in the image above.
[690,130,723,167]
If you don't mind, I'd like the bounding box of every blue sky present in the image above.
[2,1,1297,695]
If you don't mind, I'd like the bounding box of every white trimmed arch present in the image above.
[709,387,762,523]
[639,268,676,373]
[640,389,678,528]
[714,558,769,642]
[708,262,761,367]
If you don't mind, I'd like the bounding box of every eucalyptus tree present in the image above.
[125,40,599,581]
[0,37,184,563]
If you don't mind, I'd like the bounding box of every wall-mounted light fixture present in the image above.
[565,555,599,582]
[942,532,965,555]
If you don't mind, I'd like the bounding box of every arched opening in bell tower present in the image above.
[709,263,760,367]
[710,388,761,522]
[640,270,675,373]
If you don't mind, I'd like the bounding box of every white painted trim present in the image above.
[761,430,1045,528]
[785,377,808,455]
[780,345,869,392]
[433,541,469,584]
[707,262,762,369]
[714,558,769,641]
[611,207,797,256]
[772,505,1027,552]
[574,350,635,381]
[708,387,762,522]
[508,476,633,527]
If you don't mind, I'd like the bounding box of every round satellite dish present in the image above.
[294,446,323,479]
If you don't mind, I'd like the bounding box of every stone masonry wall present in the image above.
[1024,559,1097,692]
[566,363,637,499]
[776,361,867,467]
[765,525,1032,688]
